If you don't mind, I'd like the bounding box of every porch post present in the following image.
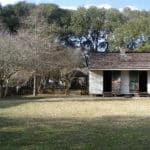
[147,71,150,94]
[120,71,130,94]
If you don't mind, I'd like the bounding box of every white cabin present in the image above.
[89,52,150,96]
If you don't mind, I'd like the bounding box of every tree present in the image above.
[15,5,73,96]
[0,33,22,97]
[68,7,110,53]
[122,7,150,20]
[104,8,127,32]
[14,30,55,96]
[39,3,72,36]
[56,47,84,95]
[71,7,89,36]
[108,17,150,51]
[0,2,31,33]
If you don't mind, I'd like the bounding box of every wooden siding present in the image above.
[148,71,150,94]
[120,71,130,94]
[89,70,149,95]
[89,71,103,94]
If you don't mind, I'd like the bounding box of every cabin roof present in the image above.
[89,52,150,70]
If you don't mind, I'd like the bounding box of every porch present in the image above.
[89,70,150,96]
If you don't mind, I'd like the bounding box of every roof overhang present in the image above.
[90,68,150,71]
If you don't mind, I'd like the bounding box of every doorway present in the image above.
[103,71,112,92]
[139,71,147,92]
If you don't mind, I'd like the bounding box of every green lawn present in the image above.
[0,99,150,150]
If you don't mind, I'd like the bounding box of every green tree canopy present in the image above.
[109,17,150,51]
[0,2,33,32]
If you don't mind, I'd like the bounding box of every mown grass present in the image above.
[3,94,72,100]
[3,93,86,101]
[0,99,150,150]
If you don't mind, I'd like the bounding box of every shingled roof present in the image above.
[89,52,150,70]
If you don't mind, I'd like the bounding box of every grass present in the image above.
[4,93,86,100]
[0,99,150,149]
[3,94,69,100]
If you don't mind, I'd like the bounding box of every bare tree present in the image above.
[56,47,84,95]
[0,6,84,98]
[12,7,57,96]
[0,34,21,97]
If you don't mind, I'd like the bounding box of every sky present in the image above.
[0,0,150,11]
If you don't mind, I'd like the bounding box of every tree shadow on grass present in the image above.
[0,100,29,109]
[0,96,82,109]
[0,97,134,109]
[0,116,150,150]
[0,95,68,109]
[0,97,71,109]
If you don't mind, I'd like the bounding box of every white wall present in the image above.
[89,70,103,94]
[120,71,130,94]
[147,71,150,94]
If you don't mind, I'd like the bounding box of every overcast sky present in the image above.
[0,0,150,11]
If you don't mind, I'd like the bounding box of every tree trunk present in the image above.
[16,86,20,95]
[3,79,9,98]
[65,81,71,95]
[37,77,43,94]
[33,72,37,96]
[0,79,3,98]
[0,85,3,98]
[4,86,9,98]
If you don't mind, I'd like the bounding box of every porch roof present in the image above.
[89,52,150,70]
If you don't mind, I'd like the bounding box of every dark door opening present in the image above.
[139,71,147,92]
[129,71,139,93]
[103,71,112,92]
